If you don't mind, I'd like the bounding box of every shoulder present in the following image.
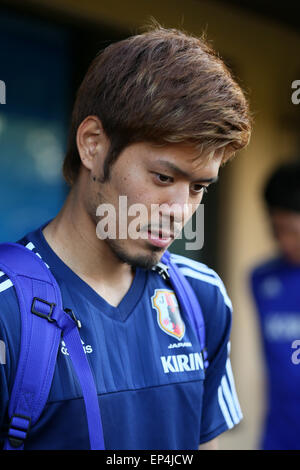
[249,256,283,295]
[0,269,21,379]
[169,253,232,318]
[0,237,48,374]
[0,269,20,334]
[0,237,39,325]
[0,237,36,300]
[169,255,234,386]
[251,256,283,280]
[0,269,18,311]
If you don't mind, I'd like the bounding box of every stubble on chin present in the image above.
[88,182,165,270]
[105,237,163,270]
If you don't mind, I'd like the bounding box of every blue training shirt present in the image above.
[0,223,242,450]
[251,257,300,450]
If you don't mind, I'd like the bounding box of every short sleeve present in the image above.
[169,253,243,444]
[198,282,243,444]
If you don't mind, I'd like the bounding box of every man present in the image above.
[250,161,300,450]
[0,25,251,450]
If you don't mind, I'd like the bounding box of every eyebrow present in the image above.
[154,160,219,184]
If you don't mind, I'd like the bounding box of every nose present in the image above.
[159,184,194,226]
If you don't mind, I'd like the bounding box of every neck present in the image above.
[42,185,135,305]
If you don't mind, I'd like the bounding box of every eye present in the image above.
[191,184,209,194]
[153,173,174,184]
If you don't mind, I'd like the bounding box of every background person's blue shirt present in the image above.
[0,224,242,449]
[251,257,300,450]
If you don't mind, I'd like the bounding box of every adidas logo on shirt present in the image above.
[61,339,93,356]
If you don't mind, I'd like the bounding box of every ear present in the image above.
[76,116,110,178]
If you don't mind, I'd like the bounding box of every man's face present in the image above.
[86,141,222,269]
[270,209,300,265]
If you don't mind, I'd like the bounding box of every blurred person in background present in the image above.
[250,161,300,450]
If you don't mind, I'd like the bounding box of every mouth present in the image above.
[146,229,174,248]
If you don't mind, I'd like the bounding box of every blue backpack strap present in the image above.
[160,251,209,369]
[0,242,105,450]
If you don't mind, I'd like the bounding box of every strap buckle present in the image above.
[8,414,31,448]
[152,262,170,280]
[64,308,82,329]
[31,297,56,322]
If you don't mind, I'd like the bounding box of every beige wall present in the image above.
[22,0,300,449]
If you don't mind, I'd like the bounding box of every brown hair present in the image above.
[63,25,251,185]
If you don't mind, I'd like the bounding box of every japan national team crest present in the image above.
[151,289,185,340]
